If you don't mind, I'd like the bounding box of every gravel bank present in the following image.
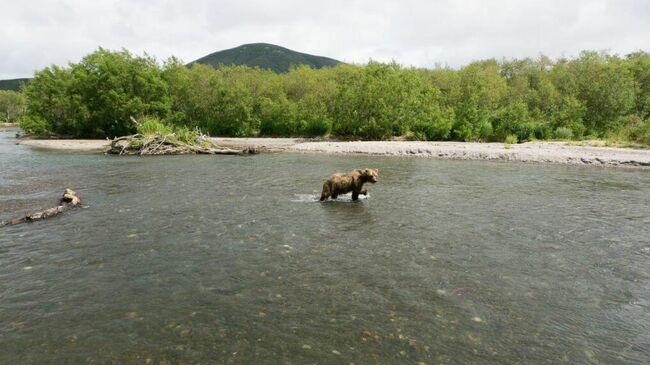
[290,141,650,168]
[17,137,650,168]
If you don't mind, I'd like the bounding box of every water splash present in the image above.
[290,193,369,203]
[290,194,319,202]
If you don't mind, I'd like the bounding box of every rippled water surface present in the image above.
[2,127,650,364]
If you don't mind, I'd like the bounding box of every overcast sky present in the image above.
[1,0,649,79]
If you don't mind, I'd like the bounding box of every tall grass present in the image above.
[136,118,173,136]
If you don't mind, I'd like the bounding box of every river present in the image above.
[1,127,650,364]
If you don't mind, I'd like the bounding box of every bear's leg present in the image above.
[330,188,338,199]
[320,182,331,201]
[352,190,360,201]
[360,187,368,196]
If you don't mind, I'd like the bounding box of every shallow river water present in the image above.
[1,127,650,364]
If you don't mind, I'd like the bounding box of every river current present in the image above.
[1,127,650,364]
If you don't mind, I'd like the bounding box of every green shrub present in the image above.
[359,117,390,140]
[411,113,453,141]
[531,122,552,140]
[451,119,475,141]
[23,48,170,138]
[175,126,201,144]
[513,123,533,142]
[166,111,189,127]
[477,121,494,141]
[259,98,299,136]
[566,122,587,139]
[452,99,489,141]
[551,95,587,138]
[431,109,454,140]
[504,134,518,145]
[18,115,49,136]
[492,101,529,140]
[554,127,574,140]
[629,118,650,145]
[131,119,202,145]
[137,118,173,136]
[305,119,332,136]
[410,121,433,140]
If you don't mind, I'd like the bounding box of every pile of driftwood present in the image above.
[106,133,257,156]
[1,189,81,227]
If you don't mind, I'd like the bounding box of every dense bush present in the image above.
[16,48,650,145]
[305,118,332,137]
[628,117,650,145]
[23,49,169,137]
[553,127,574,140]
[410,107,454,141]
[18,115,49,135]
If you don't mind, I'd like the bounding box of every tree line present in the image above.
[10,48,650,145]
[0,90,26,123]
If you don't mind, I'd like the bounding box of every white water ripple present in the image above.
[291,193,369,203]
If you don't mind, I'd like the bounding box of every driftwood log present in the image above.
[0,188,81,227]
[106,133,257,156]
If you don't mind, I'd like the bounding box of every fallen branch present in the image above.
[106,133,258,156]
[148,134,169,155]
[1,189,82,227]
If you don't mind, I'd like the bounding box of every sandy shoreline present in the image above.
[15,137,650,168]
[17,139,111,151]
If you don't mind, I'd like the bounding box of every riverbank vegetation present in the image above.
[0,90,26,123]
[106,117,256,155]
[14,48,650,145]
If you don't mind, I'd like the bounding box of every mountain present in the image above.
[0,78,30,92]
[189,43,341,73]
[0,43,341,89]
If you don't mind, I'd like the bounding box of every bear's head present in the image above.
[360,168,379,183]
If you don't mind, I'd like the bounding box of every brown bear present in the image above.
[320,168,379,201]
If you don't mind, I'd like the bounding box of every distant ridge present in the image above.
[0,78,30,91]
[0,44,342,89]
[189,43,341,73]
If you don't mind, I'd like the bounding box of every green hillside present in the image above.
[0,78,30,91]
[0,44,340,89]
[189,43,341,72]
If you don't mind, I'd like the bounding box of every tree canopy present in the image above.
[17,48,650,145]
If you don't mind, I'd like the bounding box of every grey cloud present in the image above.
[1,0,648,79]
